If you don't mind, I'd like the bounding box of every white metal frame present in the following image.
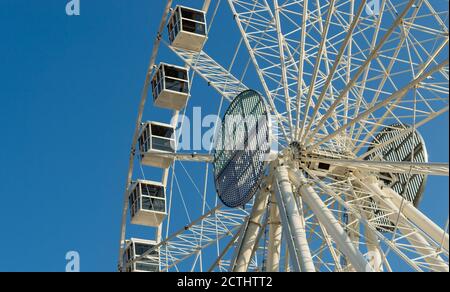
[118,0,449,273]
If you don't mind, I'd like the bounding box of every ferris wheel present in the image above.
[118,0,449,272]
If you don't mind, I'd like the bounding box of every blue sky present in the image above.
[0,0,161,271]
[0,0,448,272]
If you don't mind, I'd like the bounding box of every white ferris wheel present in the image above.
[118,0,449,272]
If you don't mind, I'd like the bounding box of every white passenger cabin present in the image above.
[167,5,207,52]
[152,63,189,111]
[123,238,159,272]
[128,179,166,227]
[138,121,176,168]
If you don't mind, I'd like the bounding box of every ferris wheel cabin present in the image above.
[138,121,176,168]
[122,238,160,272]
[167,5,207,52]
[152,63,190,111]
[128,179,166,227]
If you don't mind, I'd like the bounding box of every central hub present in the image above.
[289,141,305,160]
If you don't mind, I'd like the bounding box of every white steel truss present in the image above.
[168,45,249,101]
[134,205,250,272]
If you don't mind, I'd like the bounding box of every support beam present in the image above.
[384,187,449,252]
[304,158,449,177]
[295,0,309,140]
[276,166,316,272]
[356,174,449,272]
[303,168,423,271]
[232,188,270,272]
[267,193,283,272]
[345,202,360,272]
[208,227,242,272]
[202,0,212,12]
[288,169,373,272]
[365,225,384,272]
[142,151,214,163]
[274,0,294,140]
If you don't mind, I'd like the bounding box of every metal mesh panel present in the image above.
[213,90,271,208]
[365,124,428,232]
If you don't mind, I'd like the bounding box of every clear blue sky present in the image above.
[0,0,447,272]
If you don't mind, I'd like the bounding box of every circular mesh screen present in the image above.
[213,90,271,208]
[365,123,428,232]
